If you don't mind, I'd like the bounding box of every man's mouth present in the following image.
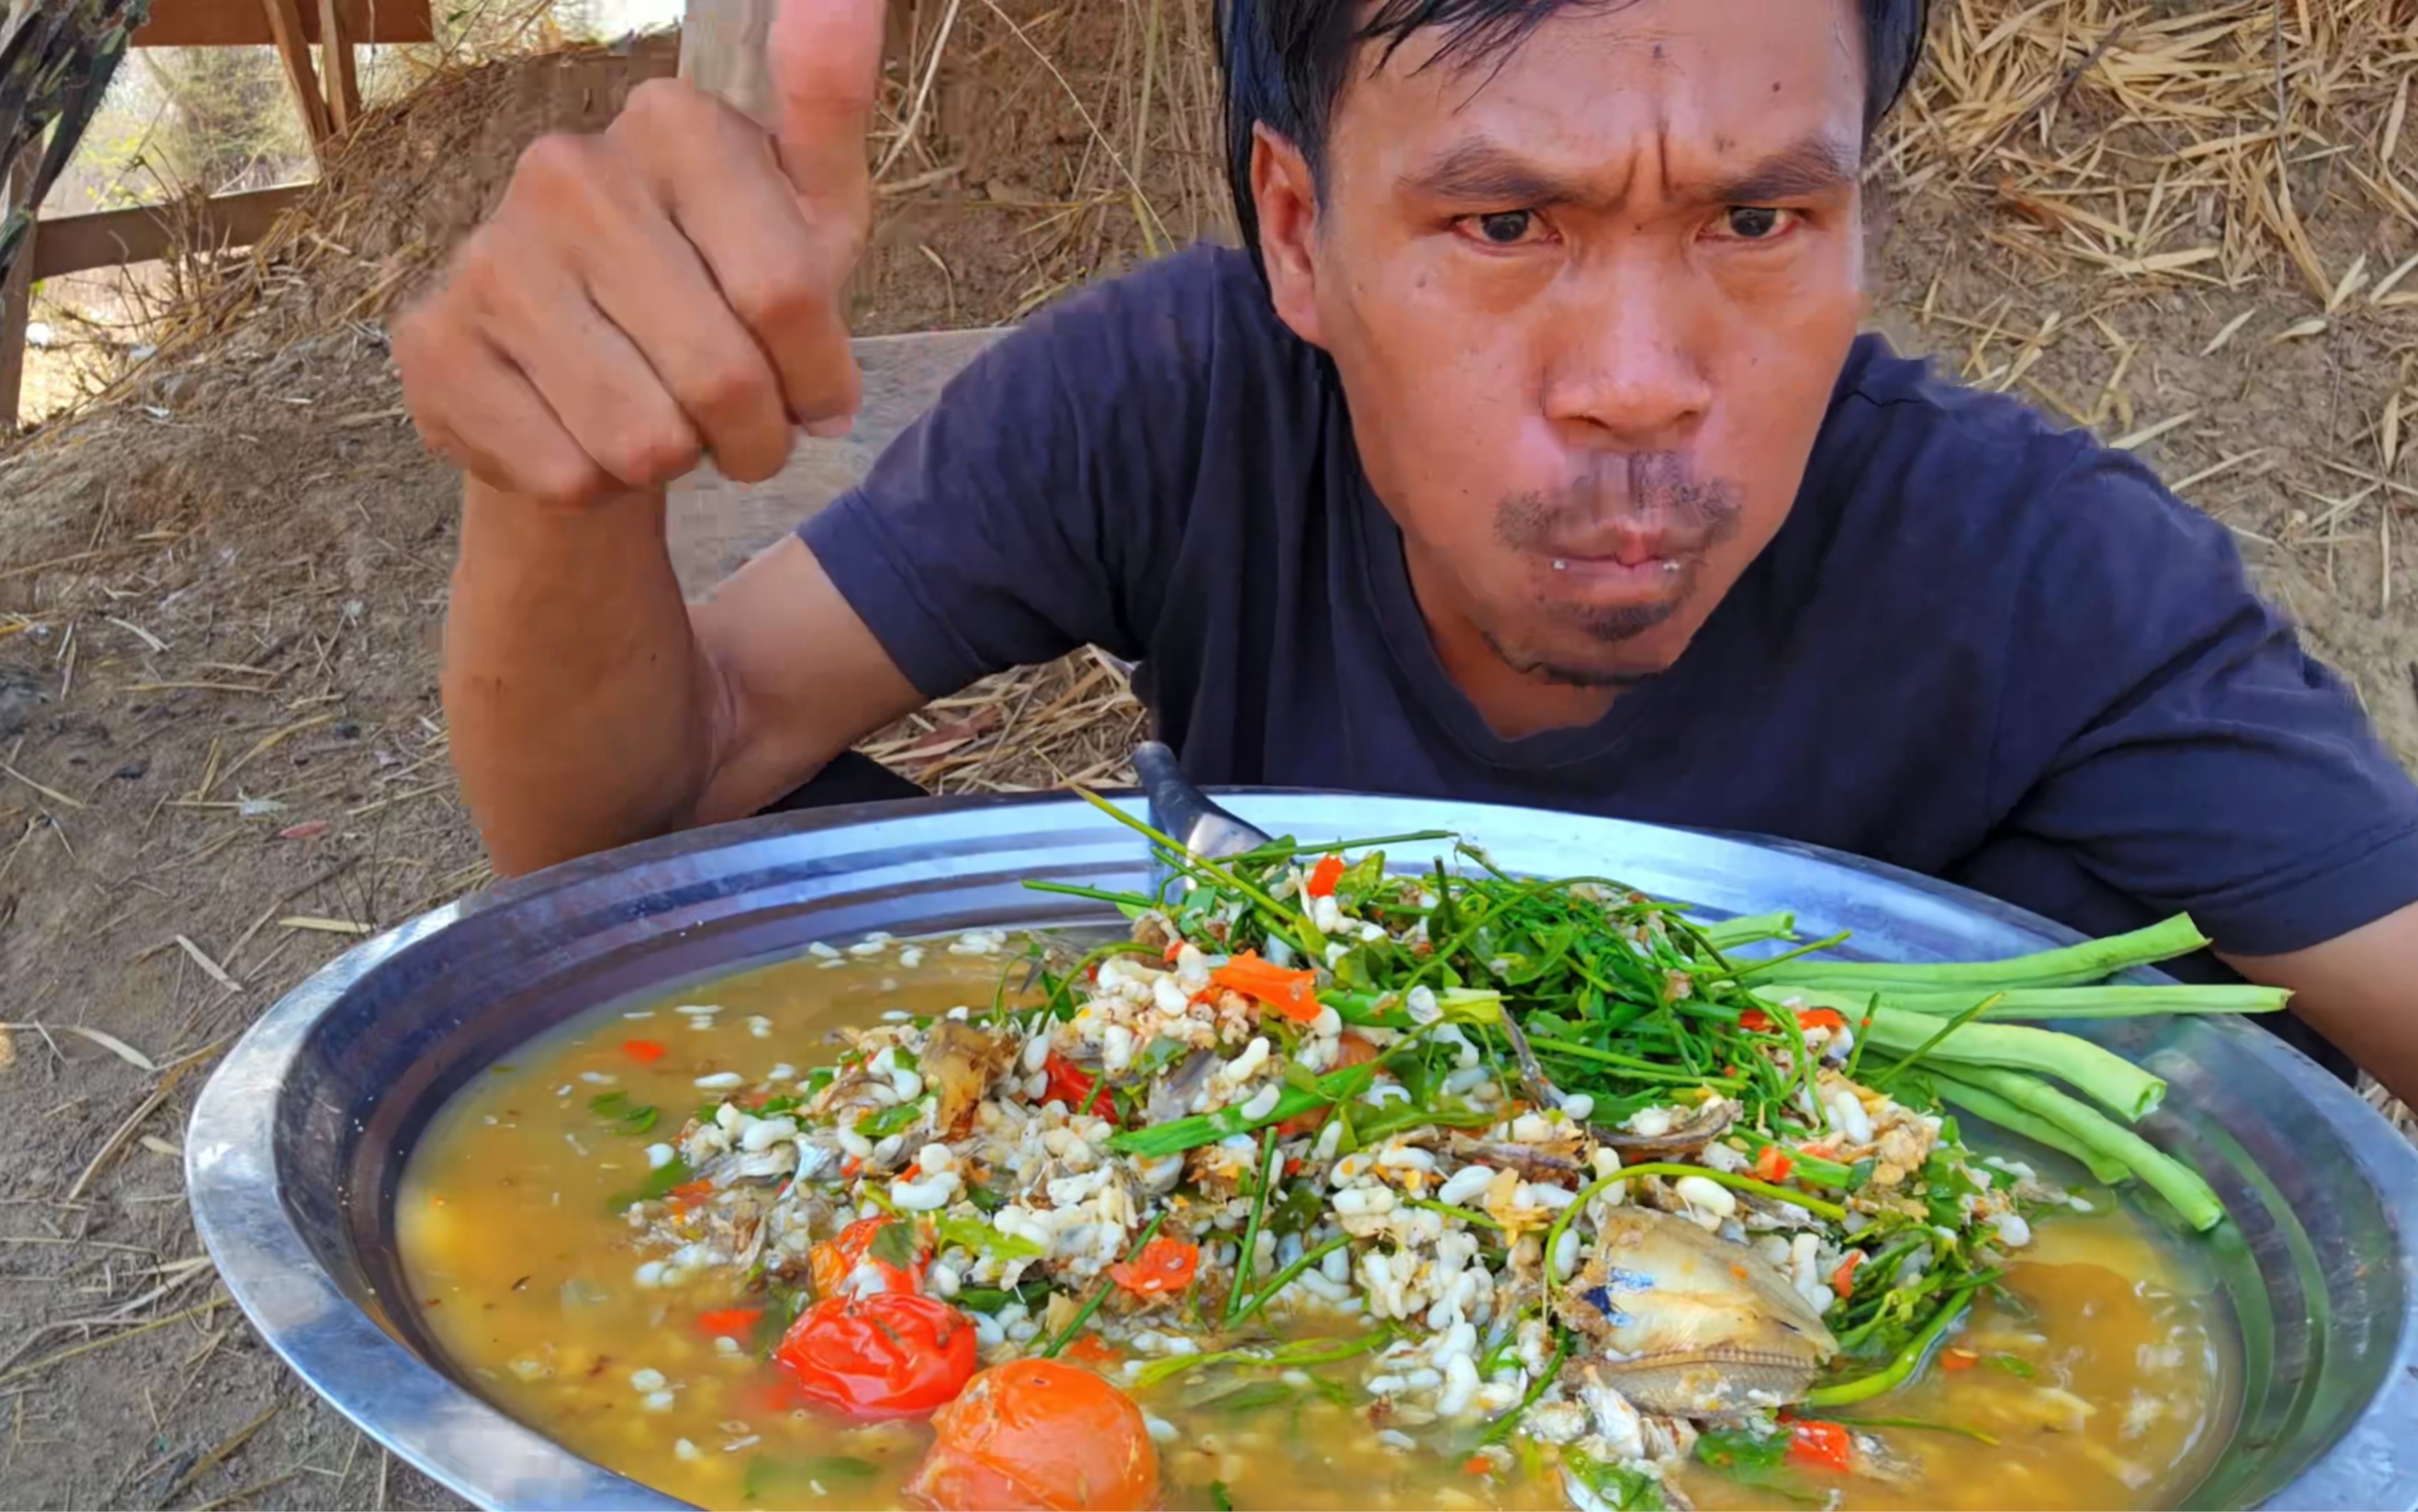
[1530,544,1700,593]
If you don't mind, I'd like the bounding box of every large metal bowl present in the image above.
[187,793,2418,1511]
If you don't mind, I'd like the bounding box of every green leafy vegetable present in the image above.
[856,1099,928,1139]
[607,1156,692,1211]
[933,1213,1045,1263]
[741,1453,880,1501]
[1565,1449,1669,1510]
[586,1090,660,1136]
[866,1219,920,1272]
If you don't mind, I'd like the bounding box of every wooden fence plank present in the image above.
[30,185,309,282]
[134,0,431,47]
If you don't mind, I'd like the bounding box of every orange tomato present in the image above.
[809,1216,926,1300]
[1305,855,1345,897]
[1106,1237,1200,1298]
[772,1293,977,1422]
[1788,1419,1855,1473]
[1753,1146,1795,1183]
[621,1038,667,1064]
[905,1360,1160,1510]
[694,1306,763,1338]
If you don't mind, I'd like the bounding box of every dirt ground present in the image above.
[0,2,2411,1507]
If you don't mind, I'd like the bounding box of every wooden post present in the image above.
[0,140,41,435]
[317,0,360,135]
[259,0,333,151]
[679,0,777,122]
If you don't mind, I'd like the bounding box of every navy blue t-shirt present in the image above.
[805,245,2418,1069]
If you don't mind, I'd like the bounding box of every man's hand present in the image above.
[393,0,885,503]
[397,0,926,877]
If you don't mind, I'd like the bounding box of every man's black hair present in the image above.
[1216,0,1930,273]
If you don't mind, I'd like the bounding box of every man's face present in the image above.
[1258,0,1867,694]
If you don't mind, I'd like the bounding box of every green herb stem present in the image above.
[1805,1281,1984,1406]
[1228,1234,1354,1331]
[1039,1211,1167,1359]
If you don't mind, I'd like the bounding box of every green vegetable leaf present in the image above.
[606,1156,692,1211]
[934,1213,1045,1262]
[1694,1426,1790,1477]
[1986,1352,2038,1379]
[741,1453,880,1501]
[1566,1448,1668,1510]
[866,1219,920,1272]
[953,1282,1049,1315]
[1194,1380,1297,1414]
[750,1284,804,1358]
[856,1098,928,1139]
[1208,1480,1236,1511]
[587,1090,662,1136]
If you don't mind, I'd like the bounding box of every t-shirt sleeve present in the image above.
[1984,444,2418,956]
[799,253,1217,698]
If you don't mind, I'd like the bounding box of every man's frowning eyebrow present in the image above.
[1401,131,1860,210]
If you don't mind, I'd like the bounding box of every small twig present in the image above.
[162,1405,280,1505]
[0,1298,225,1387]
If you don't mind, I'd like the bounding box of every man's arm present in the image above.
[397,0,910,875]
[2225,905,2418,1109]
[443,488,920,875]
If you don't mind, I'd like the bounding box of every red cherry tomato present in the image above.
[1040,1053,1120,1125]
[621,1038,667,1064]
[809,1216,925,1300]
[772,1293,978,1421]
[906,1360,1160,1510]
[1788,1419,1855,1473]
[694,1306,763,1339]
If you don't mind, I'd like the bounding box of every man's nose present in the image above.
[1538,252,1714,446]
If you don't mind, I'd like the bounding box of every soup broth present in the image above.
[400,938,2233,1512]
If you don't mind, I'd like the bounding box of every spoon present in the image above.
[1130,740,1272,862]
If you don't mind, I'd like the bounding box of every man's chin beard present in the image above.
[1478,601,1678,690]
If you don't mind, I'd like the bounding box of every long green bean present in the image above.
[1854,1005,2166,1120]
[1929,1072,2133,1185]
[1757,915,2210,992]
[1947,1067,2227,1231]
[1873,984,2290,1019]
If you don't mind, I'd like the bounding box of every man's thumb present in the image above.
[765,0,886,203]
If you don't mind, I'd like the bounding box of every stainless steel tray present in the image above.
[186,792,2418,1510]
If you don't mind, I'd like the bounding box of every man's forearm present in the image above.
[443,481,723,876]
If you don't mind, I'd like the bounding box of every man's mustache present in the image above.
[1491,452,1743,555]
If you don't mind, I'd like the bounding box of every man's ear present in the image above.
[1250,123,1326,349]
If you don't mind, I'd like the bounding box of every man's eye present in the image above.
[1471,211,1537,245]
[1719,205,1793,240]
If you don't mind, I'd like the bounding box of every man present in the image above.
[393,0,2418,1104]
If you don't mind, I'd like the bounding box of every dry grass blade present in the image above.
[174,935,244,994]
[162,1405,282,1504]
[60,1024,156,1071]
[0,758,87,810]
[0,1298,227,1387]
